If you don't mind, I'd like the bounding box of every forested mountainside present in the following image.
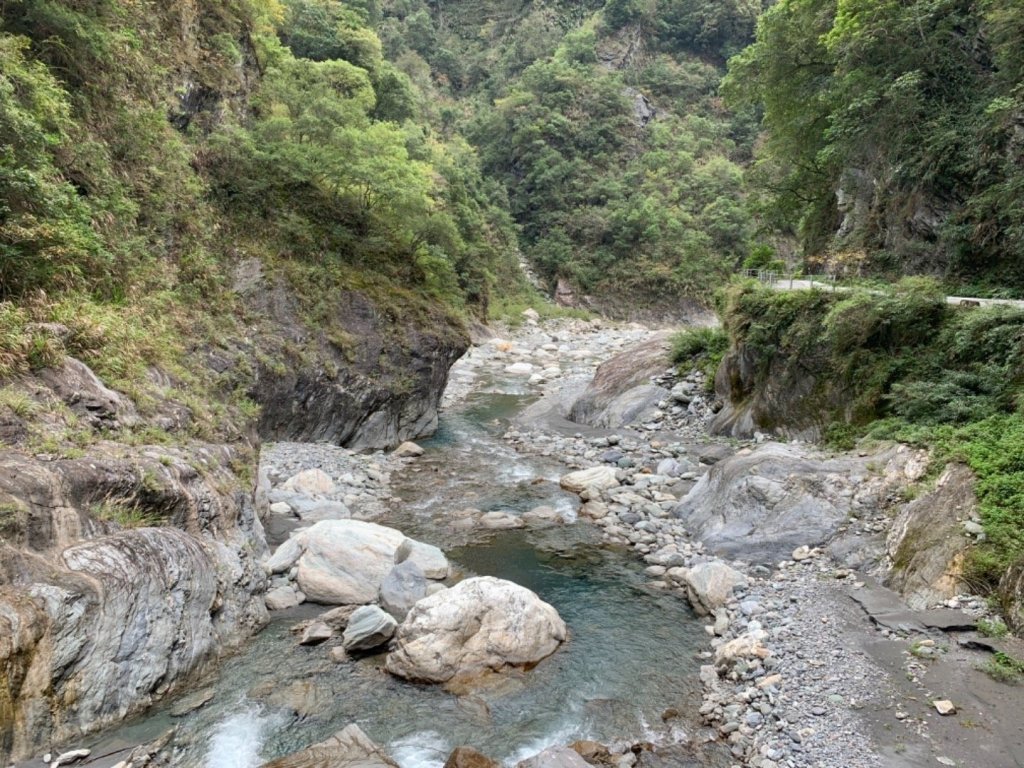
[727,0,1024,293]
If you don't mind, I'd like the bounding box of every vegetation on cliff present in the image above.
[726,0,1024,293]
[720,281,1024,599]
[0,0,526,458]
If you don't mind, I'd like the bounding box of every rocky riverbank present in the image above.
[438,313,1024,768]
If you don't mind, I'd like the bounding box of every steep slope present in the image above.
[0,0,507,758]
[376,0,763,315]
[726,0,1024,294]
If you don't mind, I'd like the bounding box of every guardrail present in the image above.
[741,269,839,290]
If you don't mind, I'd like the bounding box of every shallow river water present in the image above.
[84,371,711,767]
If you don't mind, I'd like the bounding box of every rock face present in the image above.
[262,723,398,768]
[239,262,468,451]
[885,464,974,609]
[568,333,672,427]
[266,520,407,604]
[385,577,567,683]
[672,442,897,562]
[0,432,268,761]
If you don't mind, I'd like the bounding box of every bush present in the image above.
[670,326,728,362]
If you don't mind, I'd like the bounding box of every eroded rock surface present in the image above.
[885,464,974,609]
[568,333,672,428]
[672,442,910,563]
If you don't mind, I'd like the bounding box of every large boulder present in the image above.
[672,443,895,562]
[885,464,974,609]
[385,576,566,683]
[266,520,406,604]
[262,723,398,768]
[568,333,672,427]
[681,561,747,616]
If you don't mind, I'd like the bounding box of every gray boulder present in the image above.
[342,605,397,652]
[379,561,427,620]
[672,442,878,562]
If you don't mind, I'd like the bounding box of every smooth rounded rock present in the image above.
[385,576,566,683]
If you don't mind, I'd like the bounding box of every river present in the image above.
[77,329,716,768]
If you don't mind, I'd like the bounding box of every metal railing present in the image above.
[741,269,839,291]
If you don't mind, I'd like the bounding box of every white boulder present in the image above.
[385,576,566,683]
[559,467,619,494]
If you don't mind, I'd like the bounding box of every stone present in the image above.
[392,441,425,458]
[933,700,956,716]
[516,746,590,768]
[682,561,748,616]
[262,723,398,768]
[522,505,562,525]
[559,466,620,494]
[281,468,335,496]
[386,576,567,683]
[269,501,293,515]
[479,511,525,529]
[299,621,333,646]
[342,605,398,652]
[269,520,407,604]
[53,750,90,766]
[505,363,535,375]
[329,646,350,663]
[522,308,541,322]
[309,604,352,627]
[443,747,500,768]
[395,538,450,579]
[379,561,428,620]
[266,585,301,611]
[715,630,770,668]
[791,545,812,561]
[289,498,351,522]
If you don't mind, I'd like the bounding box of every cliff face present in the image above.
[709,341,840,441]
[0,434,269,759]
[238,260,468,451]
[0,284,465,761]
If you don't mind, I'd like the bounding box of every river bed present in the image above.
[74,328,715,768]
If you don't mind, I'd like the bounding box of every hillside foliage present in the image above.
[725,0,1024,293]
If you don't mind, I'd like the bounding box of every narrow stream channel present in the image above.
[82,368,711,767]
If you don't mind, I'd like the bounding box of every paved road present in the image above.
[761,277,1024,309]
